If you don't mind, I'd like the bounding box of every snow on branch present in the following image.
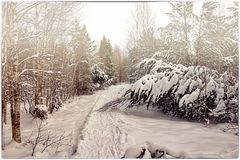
[18,52,39,65]
[128,51,238,124]
[18,48,35,55]
[18,68,61,77]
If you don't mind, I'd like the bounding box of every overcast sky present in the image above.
[75,1,234,49]
[78,2,171,48]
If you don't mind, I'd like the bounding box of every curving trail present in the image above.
[2,84,238,158]
[46,84,130,158]
[72,84,238,158]
[72,84,130,158]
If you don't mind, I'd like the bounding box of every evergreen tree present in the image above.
[97,36,117,83]
[156,2,238,75]
[70,22,95,95]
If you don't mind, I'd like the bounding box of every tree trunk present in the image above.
[2,84,7,124]
[34,4,40,107]
[8,77,15,139]
[12,80,21,143]
[12,2,21,143]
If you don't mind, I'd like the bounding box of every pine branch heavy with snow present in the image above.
[128,52,238,124]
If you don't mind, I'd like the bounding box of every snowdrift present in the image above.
[122,142,186,158]
[129,52,238,124]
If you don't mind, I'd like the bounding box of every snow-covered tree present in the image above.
[194,2,238,73]
[90,64,108,89]
[97,36,117,83]
[127,52,238,124]
[157,1,238,75]
[2,1,83,144]
[165,2,195,66]
[70,23,95,95]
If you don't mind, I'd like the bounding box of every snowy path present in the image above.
[72,108,128,158]
[2,84,238,158]
[46,84,129,158]
[72,84,130,158]
[72,85,238,158]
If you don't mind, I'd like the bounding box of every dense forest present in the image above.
[1,1,238,156]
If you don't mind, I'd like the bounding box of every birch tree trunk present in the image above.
[2,2,9,125]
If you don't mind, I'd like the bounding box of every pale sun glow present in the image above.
[78,2,171,48]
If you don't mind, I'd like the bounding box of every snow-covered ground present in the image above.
[120,108,238,158]
[2,84,130,158]
[2,84,238,158]
[73,104,238,158]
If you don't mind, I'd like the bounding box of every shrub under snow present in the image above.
[33,105,48,120]
[91,64,110,89]
[128,52,238,124]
